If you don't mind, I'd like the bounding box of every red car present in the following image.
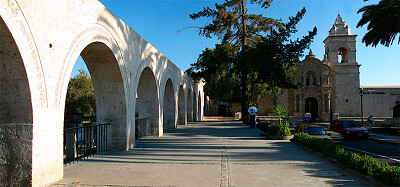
[329,120,369,138]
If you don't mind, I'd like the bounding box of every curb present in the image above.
[290,139,387,187]
[368,137,400,146]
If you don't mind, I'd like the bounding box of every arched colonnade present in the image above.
[0,1,204,186]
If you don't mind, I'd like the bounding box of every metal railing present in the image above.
[63,123,110,165]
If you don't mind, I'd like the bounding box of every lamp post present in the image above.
[359,88,364,126]
[72,113,82,127]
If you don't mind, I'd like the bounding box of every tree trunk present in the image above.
[240,0,248,121]
[241,67,248,120]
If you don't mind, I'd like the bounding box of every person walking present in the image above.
[367,115,374,130]
[248,104,259,129]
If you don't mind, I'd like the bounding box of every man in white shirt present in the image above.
[248,104,259,128]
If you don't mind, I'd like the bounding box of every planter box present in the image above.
[265,135,294,140]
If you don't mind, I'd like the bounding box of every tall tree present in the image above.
[357,0,400,47]
[189,0,281,117]
[187,42,241,103]
[188,1,316,119]
[65,69,96,116]
[246,8,317,90]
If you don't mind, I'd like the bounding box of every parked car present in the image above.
[325,130,343,142]
[297,124,333,142]
[329,120,369,138]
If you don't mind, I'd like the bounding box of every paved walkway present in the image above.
[50,120,371,187]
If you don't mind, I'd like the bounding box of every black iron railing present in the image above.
[64,123,110,165]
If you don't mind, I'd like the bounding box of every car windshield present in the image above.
[305,127,326,135]
[342,121,361,128]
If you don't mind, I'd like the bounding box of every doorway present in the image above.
[305,97,318,120]
[394,104,400,118]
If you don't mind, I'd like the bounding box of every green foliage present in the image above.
[267,122,291,136]
[245,8,317,89]
[65,69,95,116]
[271,105,287,125]
[187,2,317,110]
[189,0,281,44]
[357,0,400,47]
[294,133,400,186]
[186,43,242,102]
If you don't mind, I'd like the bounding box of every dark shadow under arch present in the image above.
[163,79,175,129]
[79,42,127,150]
[0,16,33,186]
[137,67,159,136]
[178,85,185,125]
[305,97,318,120]
[187,88,193,122]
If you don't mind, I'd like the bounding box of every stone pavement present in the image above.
[49,120,371,187]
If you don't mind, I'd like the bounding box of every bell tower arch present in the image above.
[323,14,361,117]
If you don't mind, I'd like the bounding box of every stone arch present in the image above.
[305,97,319,120]
[187,87,193,122]
[136,67,160,136]
[394,104,400,118]
[81,42,127,144]
[0,15,34,186]
[178,85,186,125]
[163,78,175,129]
[302,95,323,120]
[62,25,129,151]
[60,24,127,108]
[338,47,348,63]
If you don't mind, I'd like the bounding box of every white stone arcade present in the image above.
[0,0,204,186]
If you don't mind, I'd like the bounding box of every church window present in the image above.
[338,47,348,63]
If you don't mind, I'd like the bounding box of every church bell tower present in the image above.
[323,14,361,117]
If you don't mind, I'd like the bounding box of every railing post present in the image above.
[63,123,110,165]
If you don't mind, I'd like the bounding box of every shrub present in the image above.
[294,133,400,186]
[243,115,250,124]
[267,122,291,136]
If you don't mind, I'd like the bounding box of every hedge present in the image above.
[294,133,400,186]
[267,123,291,136]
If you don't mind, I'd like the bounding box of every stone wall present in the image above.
[362,87,400,117]
[0,124,32,186]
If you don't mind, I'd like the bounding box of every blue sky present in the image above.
[72,0,399,86]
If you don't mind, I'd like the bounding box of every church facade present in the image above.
[254,15,400,121]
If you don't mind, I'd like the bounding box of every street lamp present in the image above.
[72,113,82,126]
[359,88,364,126]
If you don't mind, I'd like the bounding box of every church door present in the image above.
[305,97,318,120]
[394,104,400,118]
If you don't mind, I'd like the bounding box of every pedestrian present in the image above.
[367,115,374,130]
[248,104,259,129]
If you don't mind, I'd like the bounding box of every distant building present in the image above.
[230,14,400,121]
